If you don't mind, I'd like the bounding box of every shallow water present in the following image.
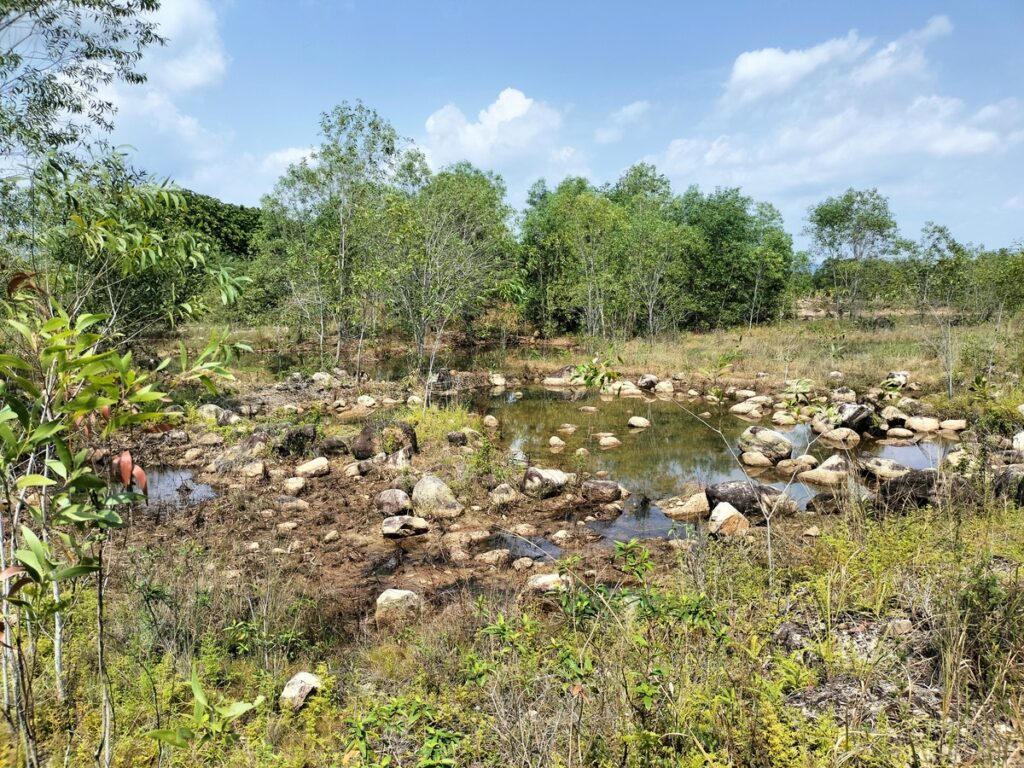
[474,387,952,542]
[145,467,216,508]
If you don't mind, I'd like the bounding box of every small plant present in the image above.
[148,666,264,749]
[573,349,621,388]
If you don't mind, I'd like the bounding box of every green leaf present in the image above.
[147,727,193,749]
[16,474,57,489]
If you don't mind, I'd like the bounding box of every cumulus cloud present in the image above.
[148,0,229,92]
[423,88,563,168]
[595,100,651,144]
[652,15,1019,214]
[724,30,870,104]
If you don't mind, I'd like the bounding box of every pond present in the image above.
[144,467,217,509]
[473,387,952,542]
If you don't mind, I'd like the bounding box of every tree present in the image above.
[0,153,247,339]
[385,163,512,371]
[805,188,899,316]
[0,0,163,165]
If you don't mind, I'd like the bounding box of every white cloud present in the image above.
[260,146,315,176]
[724,31,869,104]
[595,100,651,143]
[423,88,563,168]
[653,16,1018,212]
[149,0,229,92]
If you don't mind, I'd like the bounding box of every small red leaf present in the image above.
[0,566,26,581]
[131,465,148,495]
[114,450,133,487]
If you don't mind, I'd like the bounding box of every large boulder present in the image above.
[661,491,710,522]
[351,421,418,460]
[820,427,861,449]
[857,457,910,481]
[412,475,463,518]
[705,481,796,524]
[738,426,793,464]
[522,467,575,498]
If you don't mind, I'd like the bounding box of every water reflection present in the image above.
[477,387,952,542]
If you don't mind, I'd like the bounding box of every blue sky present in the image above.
[107,1,1024,248]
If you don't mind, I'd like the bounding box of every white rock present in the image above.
[906,416,940,433]
[375,589,422,624]
[525,573,570,593]
[295,457,330,478]
[280,671,323,711]
[549,435,566,448]
[599,435,622,448]
[708,502,750,537]
[627,416,651,429]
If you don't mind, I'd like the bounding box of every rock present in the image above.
[412,475,463,518]
[877,469,938,511]
[994,466,1024,505]
[447,430,468,447]
[708,503,750,537]
[880,406,909,427]
[323,529,340,543]
[1017,404,1024,419]
[884,371,910,388]
[512,557,535,571]
[475,549,511,568]
[376,489,412,516]
[827,371,844,383]
[406,395,423,406]
[489,483,519,507]
[796,454,819,467]
[276,521,298,532]
[581,478,622,503]
[738,426,793,464]
[311,371,337,389]
[887,427,914,439]
[830,387,857,404]
[798,454,850,487]
[940,419,967,432]
[820,427,861,449]
[705,480,796,523]
[321,437,349,456]
[729,401,764,419]
[275,495,309,514]
[488,373,507,387]
[627,416,651,429]
[196,403,225,421]
[483,415,499,429]
[654,380,674,394]
[637,374,659,390]
[549,435,566,448]
[279,672,323,711]
[906,416,940,433]
[888,619,914,637]
[522,467,575,498]
[802,526,821,538]
[734,389,757,400]
[239,461,266,479]
[198,432,224,447]
[575,447,590,457]
[858,457,910,481]
[740,451,773,467]
[772,412,797,426]
[557,423,578,434]
[295,457,330,478]
[356,394,377,408]
[382,515,430,538]
[375,589,422,624]
[598,435,622,449]
[836,403,874,432]
[579,406,598,414]
[351,421,418,460]
[525,573,570,593]
[663,491,710,521]
[1013,432,1024,452]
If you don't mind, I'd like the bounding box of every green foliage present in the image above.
[148,665,265,752]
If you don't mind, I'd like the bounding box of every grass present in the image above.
[22,497,1024,766]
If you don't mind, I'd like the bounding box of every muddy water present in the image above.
[476,387,951,542]
[145,468,216,509]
